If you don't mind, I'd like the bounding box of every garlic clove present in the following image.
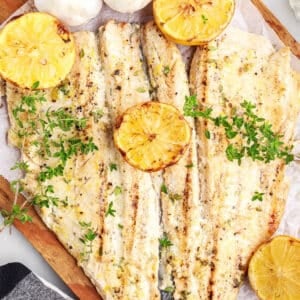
[34,0,103,27]
[104,0,152,14]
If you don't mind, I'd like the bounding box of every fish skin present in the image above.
[190,27,300,299]
[142,22,208,300]
[99,20,162,300]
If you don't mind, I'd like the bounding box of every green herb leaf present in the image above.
[79,49,85,58]
[161,184,168,194]
[159,233,173,248]
[185,163,194,168]
[109,163,118,171]
[252,191,264,202]
[113,186,122,196]
[31,81,40,89]
[201,14,208,24]
[169,193,182,202]
[11,161,29,172]
[106,202,116,217]
[205,130,211,139]
[136,87,147,93]
[163,66,170,75]
[163,286,175,293]
[1,204,32,226]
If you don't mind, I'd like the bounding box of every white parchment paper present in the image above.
[0,1,299,299]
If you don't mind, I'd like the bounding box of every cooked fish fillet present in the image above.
[6,31,110,298]
[190,27,300,299]
[98,20,162,300]
[142,22,208,299]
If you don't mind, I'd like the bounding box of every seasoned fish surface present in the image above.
[190,27,300,299]
[99,21,162,300]
[142,22,206,300]
[6,31,109,298]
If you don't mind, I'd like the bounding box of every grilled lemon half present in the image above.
[114,102,191,172]
[248,235,300,300]
[0,12,75,89]
[153,0,235,45]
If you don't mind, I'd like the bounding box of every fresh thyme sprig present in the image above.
[79,221,97,261]
[0,204,32,227]
[184,95,294,165]
[1,85,99,228]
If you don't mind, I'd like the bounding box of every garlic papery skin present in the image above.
[34,0,103,27]
[104,0,152,14]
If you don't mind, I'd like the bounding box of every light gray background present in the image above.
[0,1,299,298]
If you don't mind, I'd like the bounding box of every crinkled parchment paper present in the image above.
[0,1,299,299]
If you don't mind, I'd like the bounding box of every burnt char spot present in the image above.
[56,21,71,43]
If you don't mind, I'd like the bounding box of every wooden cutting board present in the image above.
[0,1,299,300]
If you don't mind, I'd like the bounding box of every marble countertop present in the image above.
[0,1,299,299]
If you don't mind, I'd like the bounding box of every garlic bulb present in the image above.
[34,0,103,27]
[104,0,152,13]
[289,0,300,20]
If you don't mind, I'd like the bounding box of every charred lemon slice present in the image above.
[114,101,191,172]
[153,0,235,45]
[248,235,300,300]
[0,12,75,89]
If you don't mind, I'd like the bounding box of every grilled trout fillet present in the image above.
[98,21,162,300]
[190,27,300,299]
[142,22,206,299]
[6,31,111,298]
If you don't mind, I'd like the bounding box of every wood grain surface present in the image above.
[251,0,300,59]
[0,0,27,23]
[0,176,101,300]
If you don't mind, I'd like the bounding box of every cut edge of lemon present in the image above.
[153,0,236,45]
[248,235,300,300]
[0,12,76,89]
[114,101,191,172]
